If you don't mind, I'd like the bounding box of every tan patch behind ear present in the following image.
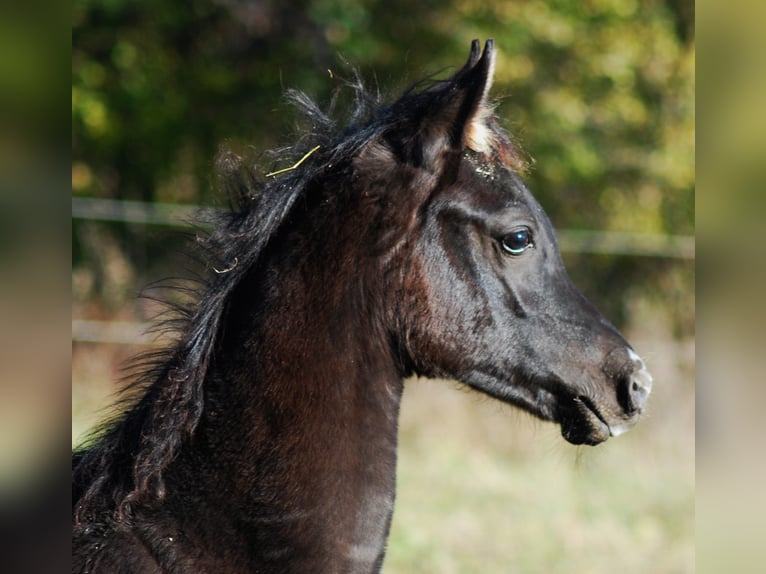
[466,105,532,174]
[465,103,498,156]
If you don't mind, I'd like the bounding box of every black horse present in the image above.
[73,40,652,573]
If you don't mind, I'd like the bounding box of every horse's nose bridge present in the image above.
[557,274,627,345]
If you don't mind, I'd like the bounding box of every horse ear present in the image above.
[382,39,498,173]
[444,38,497,154]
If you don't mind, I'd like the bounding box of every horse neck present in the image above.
[195,244,404,569]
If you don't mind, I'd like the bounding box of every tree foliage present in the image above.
[72,0,694,333]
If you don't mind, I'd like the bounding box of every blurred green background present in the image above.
[72,1,694,572]
[72,0,694,328]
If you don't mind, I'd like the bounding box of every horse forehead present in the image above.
[453,157,534,209]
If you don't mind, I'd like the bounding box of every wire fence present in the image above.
[72,197,694,345]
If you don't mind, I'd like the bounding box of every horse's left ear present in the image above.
[443,38,497,155]
[381,39,498,174]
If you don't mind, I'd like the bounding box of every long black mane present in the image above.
[72,68,527,526]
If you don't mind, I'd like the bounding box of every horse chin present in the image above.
[558,396,613,446]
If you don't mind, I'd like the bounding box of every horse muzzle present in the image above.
[558,347,653,445]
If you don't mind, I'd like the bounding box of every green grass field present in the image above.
[72,333,693,573]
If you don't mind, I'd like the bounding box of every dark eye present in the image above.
[501,227,534,255]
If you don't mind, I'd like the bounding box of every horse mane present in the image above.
[73,67,528,525]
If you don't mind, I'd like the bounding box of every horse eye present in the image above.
[501,227,534,255]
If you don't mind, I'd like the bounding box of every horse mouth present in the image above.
[558,395,613,446]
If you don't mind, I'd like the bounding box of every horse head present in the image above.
[352,39,652,445]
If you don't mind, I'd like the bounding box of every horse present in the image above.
[72,39,653,573]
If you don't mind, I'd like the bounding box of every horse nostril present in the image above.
[624,367,652,414]
[604,348,653,415]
